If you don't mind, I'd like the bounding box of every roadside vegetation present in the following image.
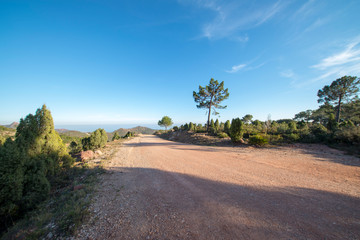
[0,105,124,239]
[157,76,360,156]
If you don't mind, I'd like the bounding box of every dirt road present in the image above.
[76,135,360,239]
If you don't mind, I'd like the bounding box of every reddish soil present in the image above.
[76,135,360,240]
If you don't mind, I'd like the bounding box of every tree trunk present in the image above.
[207,105,211,132]
[336,96,342,123]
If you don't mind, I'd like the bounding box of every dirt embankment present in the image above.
[76,135,360,240]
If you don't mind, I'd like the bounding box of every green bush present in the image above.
[69,141,82,154]
[333,126,360,144]
[248,135,269,146]
[310,124,329,142]
[283,133,300,142]
[0,105,74,226]
[269,134,283,143]
[112,132,120,141]
[189,122,195,132]
[217,132,229,138]
[230,118,244,142]
[124,131,135,138]
[82,128,108,151]
[0,139,24,219]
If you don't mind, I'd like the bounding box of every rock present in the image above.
[80,150,95,161]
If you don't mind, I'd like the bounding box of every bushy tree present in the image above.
[242,114,253,124]
[158,116,173,130]
[189,122,195,132]
[82,128,108,151]
[230,118,244,142]
[318,75,359,122]
[0,105,74,223]
[224,120,231,135]
[112,132,120,141]
[287,121,297,134]
[326,113,338,131]
[193,78,229,132]
[214,119,220,133]
[0,139,24,219]
[294,110,312,122]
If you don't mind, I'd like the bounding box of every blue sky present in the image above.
[1,0,360,129]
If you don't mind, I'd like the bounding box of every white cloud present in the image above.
[180,0,286,40]
[312,39,360,70]
[300,36,360,86]
[226,64,246,73]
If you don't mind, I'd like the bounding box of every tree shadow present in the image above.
[92,166,360,240]
[292,143,360,167]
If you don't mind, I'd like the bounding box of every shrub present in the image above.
[189,122,195,132]
[217,132,229,138]
[69,141,82,154]
[249,135,269,146]
[269,134,283,143]
[214,119,220,133]
[112,132,120,141]
[310,124,329,142]
[230,118,244,142]
[287,121,297,134]
[82,128,108,151]
[283,133,300,142]
[333,126,360,144]
[124,131,135,138]
[173,126,179,131]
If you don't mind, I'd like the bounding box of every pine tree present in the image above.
[224,120,231,135]
[193,78,229,132]
[318,76,359,122]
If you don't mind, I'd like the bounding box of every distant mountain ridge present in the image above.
[2,122,19,129]
[55,129,89,138]
[108,126,156,140]
[55,126,155,140]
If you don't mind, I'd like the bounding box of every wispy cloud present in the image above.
[302,36,360,86]
[312,38,360,70]
[226,64,246,73]
[303,17,329,33]
[180,0,286,40]
[226,58,266,74]
[292,0,316,20]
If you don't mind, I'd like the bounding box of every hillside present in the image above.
[0,125,16,140]
[108,126,156,140]
[55,129,89,138]
[4,122,19,129]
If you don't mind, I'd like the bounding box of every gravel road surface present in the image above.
[76,135,360,240]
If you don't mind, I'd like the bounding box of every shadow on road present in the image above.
[105,166,360,240]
